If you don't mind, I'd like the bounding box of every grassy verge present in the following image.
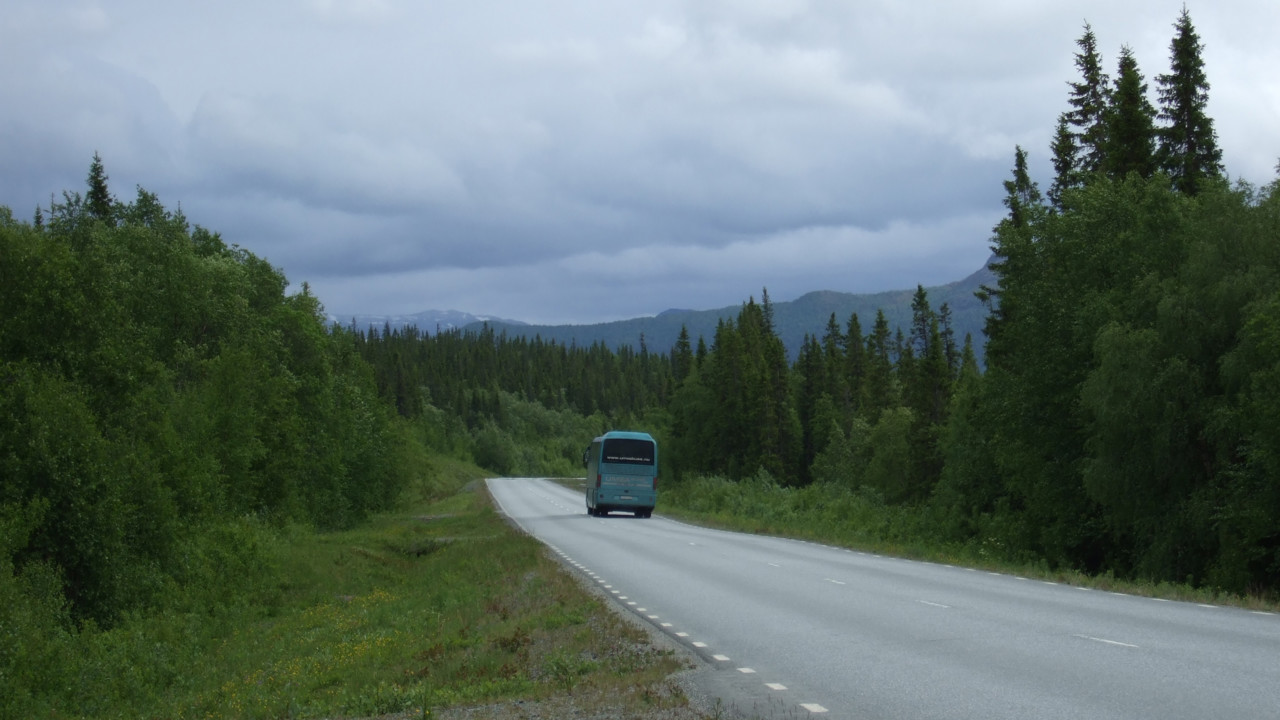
[12,459,704,719]
[658,473,1280,613]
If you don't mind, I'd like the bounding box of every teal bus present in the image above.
[583,431,658,518]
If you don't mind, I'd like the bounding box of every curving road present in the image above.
[487,477,1280,720]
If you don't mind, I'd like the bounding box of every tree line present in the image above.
[966,11,1279,591]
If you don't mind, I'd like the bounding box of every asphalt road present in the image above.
[487,477,1280,720]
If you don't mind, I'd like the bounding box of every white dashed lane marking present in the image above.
[1075,634,1139,649]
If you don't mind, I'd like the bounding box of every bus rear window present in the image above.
[602,438,655,465]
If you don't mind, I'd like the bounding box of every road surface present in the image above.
[487,477,1280,719]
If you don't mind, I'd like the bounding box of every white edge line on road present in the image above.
[1075,634,1139,648]
[493,478,836,720]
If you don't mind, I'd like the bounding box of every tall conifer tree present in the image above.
[844,312,866,419]
[86,151,113,222]
[1003,146,1043,229]
[1048,117,1078,209]
[672,325,694,385]
[864,310,895,420]
[1156,8,1222,195]
[1065,24,1110,176]
[1052,23,1109,207]
[1103,46,1158,179]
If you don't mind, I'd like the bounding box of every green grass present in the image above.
[658,473,1280,613]
[6,458,700,719]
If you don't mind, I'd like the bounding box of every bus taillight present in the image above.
[596,474,602,489]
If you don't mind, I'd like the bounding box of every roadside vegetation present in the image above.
[657,471,1279,612]
[3,455,699,718]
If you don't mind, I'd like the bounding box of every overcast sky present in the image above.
[3,1,1278,324]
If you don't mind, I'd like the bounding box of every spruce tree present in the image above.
[821,312,848,411]
[864,309,895,420]
[760,286,775,335]
[796,334,828,478]
[938,302,958,377]
[1052,22,1109,206]
[983,146,1044,363]
[86,151,114,222]
[1156,8,1222,195]
[844,312,866,419]
[1103,46,1158,179]
[672,325,694,385]
[1002,146,1043,229]
[1048,116,1078,209]
[1065,24,1110,176]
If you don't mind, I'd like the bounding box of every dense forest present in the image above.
[0,157,418,630]
[3,13,1278,700]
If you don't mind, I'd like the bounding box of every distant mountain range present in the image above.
[331,258,997,362]
[325,309,527,334]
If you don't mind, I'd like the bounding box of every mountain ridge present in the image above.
[330,258,996,362]
[465,259,996,361]
[325,309,527,334]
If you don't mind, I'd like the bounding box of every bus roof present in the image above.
[592,430,656,443]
